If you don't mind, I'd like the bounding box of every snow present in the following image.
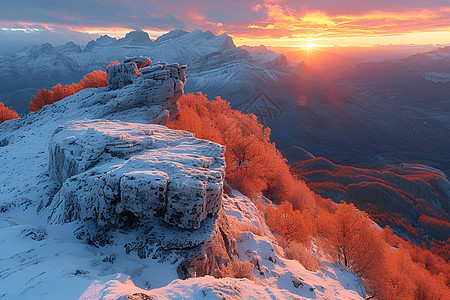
[75,193,365,299]
[228,194,365,300]
[239,45,288,68]
[423,71,450,83]
[0,66,207,299]
[81,274,302,300]
[0,29,293,115]
[0,58,365,299]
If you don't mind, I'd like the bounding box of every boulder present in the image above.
[124,56,152,69]
[49,120,225,229]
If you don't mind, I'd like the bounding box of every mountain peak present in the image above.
[27,42,54,54]
[55,41,81,53]
[96,34,117,44]
[154,29,188,43]
[118,30,153,45]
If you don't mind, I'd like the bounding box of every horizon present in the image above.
[1,27,448,63]
[1,0,450,55]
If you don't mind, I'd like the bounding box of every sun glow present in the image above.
[304,43,317,50]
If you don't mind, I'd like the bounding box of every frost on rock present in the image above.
[49,119,225,229]
[103,58,186,122]
[123,56,152,69]
[107,62,140,89]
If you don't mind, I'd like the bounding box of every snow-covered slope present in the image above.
[423,71,450,83]
[0,61,365,299]
[78,194,364,300]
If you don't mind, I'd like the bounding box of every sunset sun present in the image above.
[304,43,317,50]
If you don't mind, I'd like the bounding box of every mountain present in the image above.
[291,157,450,246]
[0,59,365,299]
[275,47,353,73]
[0,29,289,115]
[1,29,449,176]
[336,46,450,104]
[332,46,450,174]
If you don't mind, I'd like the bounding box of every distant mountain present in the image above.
[335,46,450,106]
[332,46,450,174]
[277,48,353,73]
[0,29,290,114]
[292,157,450,249]
[1,29,449,176]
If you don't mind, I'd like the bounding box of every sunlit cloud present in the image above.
[1,0,450,51]
[239,4,450,41]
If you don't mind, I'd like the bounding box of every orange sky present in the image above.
[1,1,450,49]
[232,4,450,47]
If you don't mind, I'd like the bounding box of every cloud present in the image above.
[0,24,99,54]
[0,0,450,51]
[235,3,450,41]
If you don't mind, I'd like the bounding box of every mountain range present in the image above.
[1,30,448,178]
[1,29,449,298]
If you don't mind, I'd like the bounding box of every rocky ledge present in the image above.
[49,119,225,230]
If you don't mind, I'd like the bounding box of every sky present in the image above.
[1,0,450,54]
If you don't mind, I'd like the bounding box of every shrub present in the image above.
[29,61,120,112]
[167,93,321,210]
[280,237,319,272]
[29,70,108,112]
[215,259,254,280]
[168,90,450,298]
[0,102,20,124]
[228,216,266,240]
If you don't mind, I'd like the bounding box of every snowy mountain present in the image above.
[2,29,448,176]
[0,29,290,115]
[0,59,366,299]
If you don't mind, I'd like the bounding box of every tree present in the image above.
[323,203,385,277]
[168,92,450,299]
[266,202,316,243]
[166,93,321,206]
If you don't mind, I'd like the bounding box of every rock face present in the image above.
[124,56,152,68]
[103,59,186,122]
[107,62,140,89]
[49,120,225,229]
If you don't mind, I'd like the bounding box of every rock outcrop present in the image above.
[103,58,186,123]
[106,62,140,90]
[49,120,225,229]
[124,56,152,68]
